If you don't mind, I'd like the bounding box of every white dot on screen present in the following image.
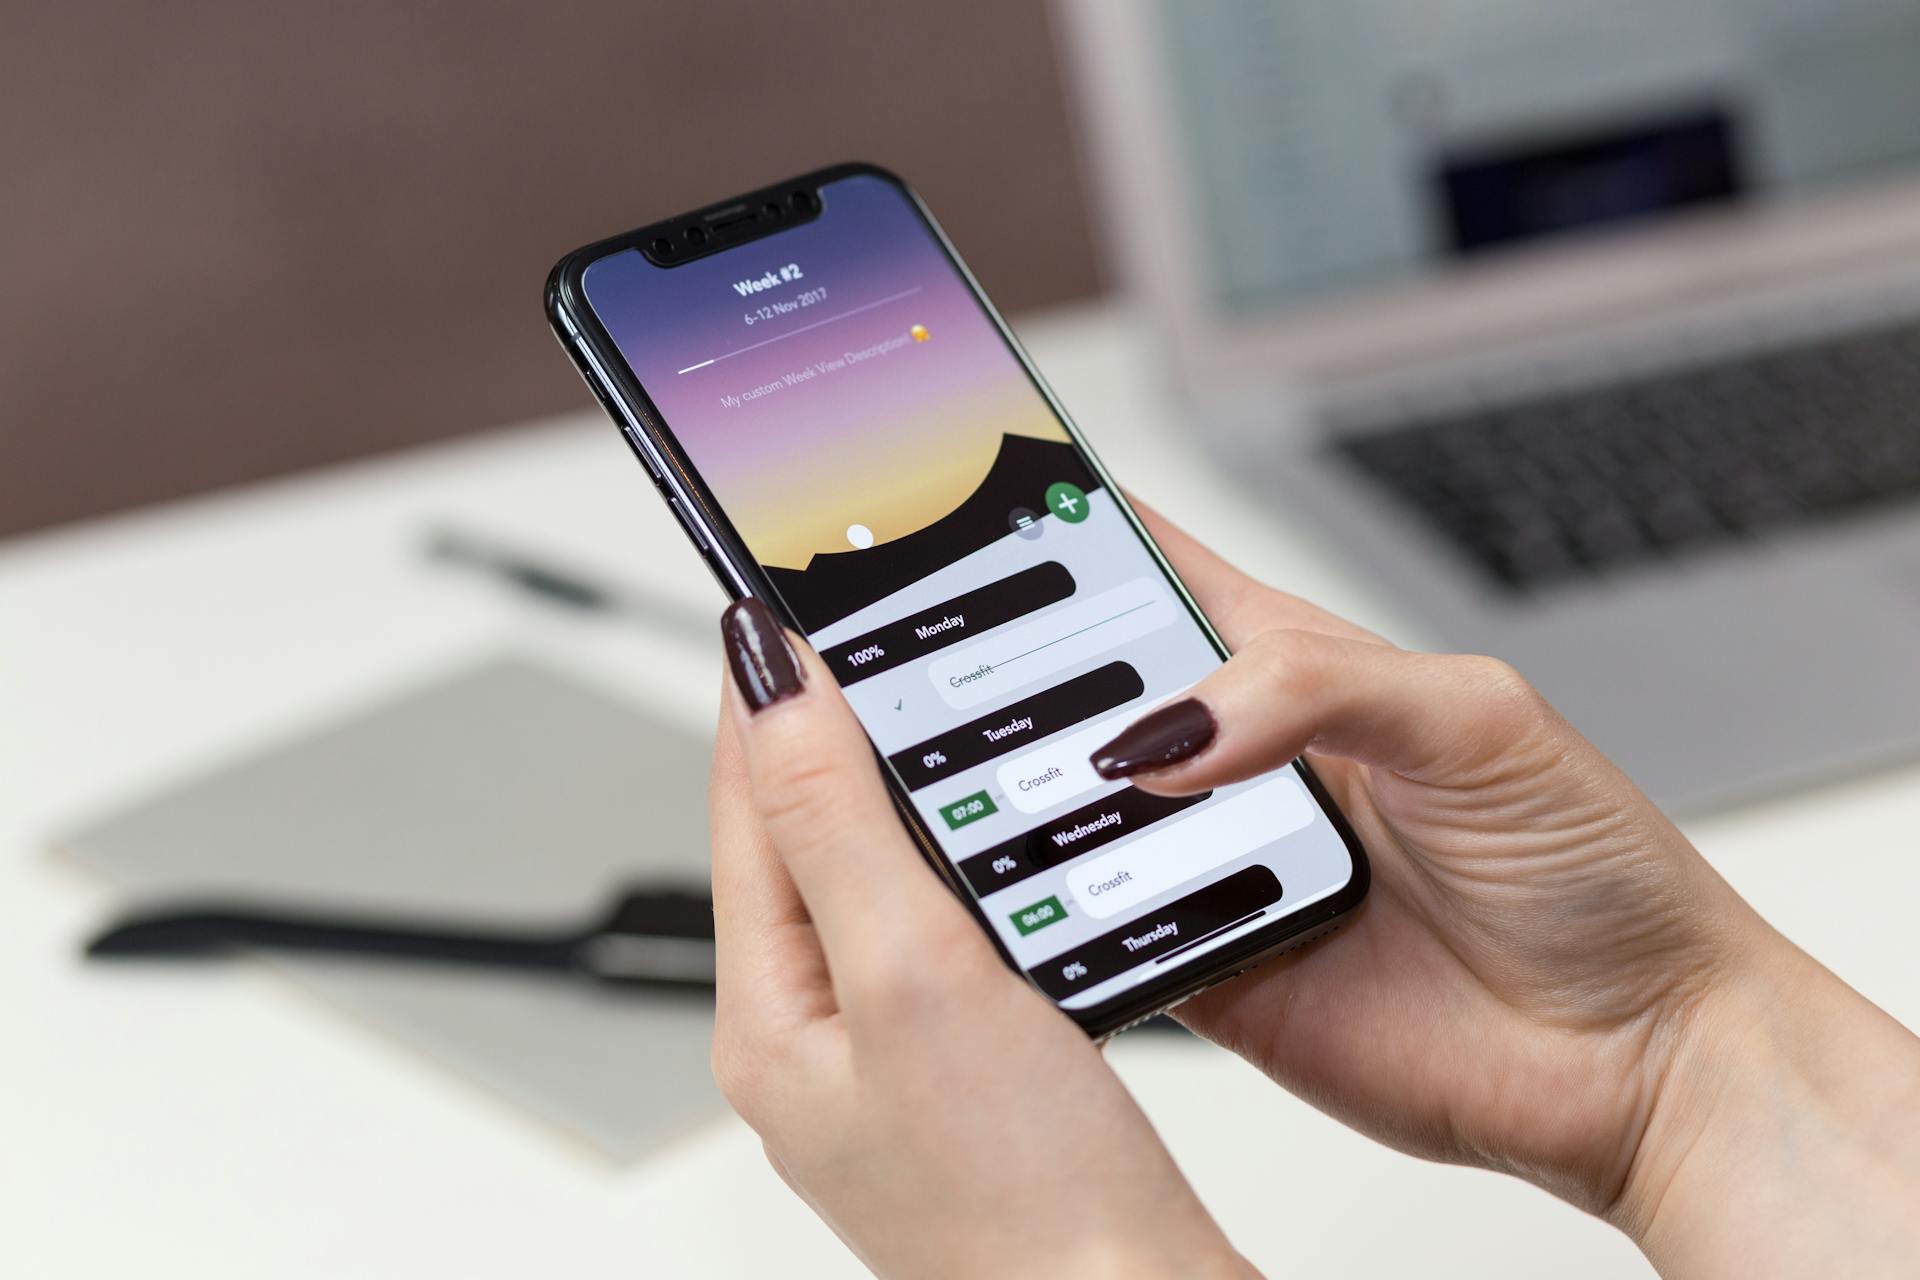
[847,523,874,549]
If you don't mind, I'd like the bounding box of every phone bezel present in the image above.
[545,161,1370,1038]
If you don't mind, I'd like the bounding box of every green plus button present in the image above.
[1044,480,1089,523]
[939,789,998,830]
[1009,894,1067,936]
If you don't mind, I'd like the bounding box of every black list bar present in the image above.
[822,562,1076,686]
[886,661,1143,792]
[1025,865,1283,1001]
[957,786,1213,898]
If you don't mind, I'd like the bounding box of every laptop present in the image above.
[1056,0,1920,814]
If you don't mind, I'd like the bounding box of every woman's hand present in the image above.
[705,503,1920,1279]
[1101,504,1920,1275]
[706,598,1257,1280]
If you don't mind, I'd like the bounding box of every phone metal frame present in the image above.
[545,161,1370,1038]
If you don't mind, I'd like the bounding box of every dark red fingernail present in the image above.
[1090,698,1217,779]
[721,598,804,711]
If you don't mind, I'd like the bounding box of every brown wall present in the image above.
[0,3,1102,538]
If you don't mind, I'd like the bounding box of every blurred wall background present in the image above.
[0,3,1102,538]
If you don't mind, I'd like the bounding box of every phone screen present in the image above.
[579,173,1357,1013]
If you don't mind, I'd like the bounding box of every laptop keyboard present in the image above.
[1336,317,1920,589]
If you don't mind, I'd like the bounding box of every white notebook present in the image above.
[59,659,723,1162]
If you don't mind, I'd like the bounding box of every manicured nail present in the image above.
[1090,698,1217,779]
[721,597,804,711]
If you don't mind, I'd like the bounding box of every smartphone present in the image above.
[546,163,1368,1037]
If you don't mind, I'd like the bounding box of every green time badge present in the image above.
[1044,480,1090,523]
[1010,894,1067,936]
[940,789,998,830]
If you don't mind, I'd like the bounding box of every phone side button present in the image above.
[618,426,668,489]
[666,497,710,555]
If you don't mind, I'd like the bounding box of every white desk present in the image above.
[5,306,1916,1277]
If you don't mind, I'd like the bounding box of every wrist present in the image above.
[1059,1243,1261,1280]
[1047,1216,1262,1280]
[1613,927,1920,1275]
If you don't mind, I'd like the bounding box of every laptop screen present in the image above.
[1156,0,1920,313]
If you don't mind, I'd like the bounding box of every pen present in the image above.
[425,525,712,643]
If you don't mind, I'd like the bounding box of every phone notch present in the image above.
[642,184,823,267]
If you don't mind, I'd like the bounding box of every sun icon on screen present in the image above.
[909,323,930,343]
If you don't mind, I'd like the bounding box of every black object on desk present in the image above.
[86,885,717,989]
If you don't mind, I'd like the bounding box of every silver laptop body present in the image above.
[1058,0,1920,813]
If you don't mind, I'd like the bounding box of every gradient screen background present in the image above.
[581,173,1071,575]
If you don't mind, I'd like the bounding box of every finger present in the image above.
[1088,627,1560,793]
[719,598,977,968]
[708,689,833,1029]
[1126,495,1383,647]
